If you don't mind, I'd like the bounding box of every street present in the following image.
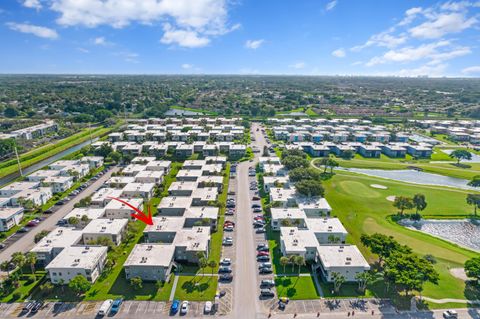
[0,166,119,265]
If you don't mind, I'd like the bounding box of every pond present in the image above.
[400,219,480,252]
[339,167,476,190]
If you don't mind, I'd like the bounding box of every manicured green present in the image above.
[319,170,480,301]
[174,275,218,301]
[275,276,320,299]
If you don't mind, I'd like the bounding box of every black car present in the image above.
[55,200,65,206]
[253,222,265,228]
[259,267,273,274]
[219,274,233,281]
[257,255,270,262]
[43,209,53,214]
[30,301,44,313]
[218,266,232,273]
[260,289,275,297]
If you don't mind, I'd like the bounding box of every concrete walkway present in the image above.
[420,296,480,304]
[169,275,179,301]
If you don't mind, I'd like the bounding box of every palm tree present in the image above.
[289,255,296,272]
[199,257,208,277]
[11,252,26,275]
[295,256,305,274]
[25,252,37,275]
[0,261,11,276]
[355,271,382,293]
[208,260,217,276]
[280,256,289,273]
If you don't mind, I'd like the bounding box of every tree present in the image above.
[327,158,339,174]
[281,149,306,159]
[355,271,381,293]
[280,256,289,273]
[25,252,37,275]
[412,193,427,214]
[294,256,305,274]
[384,252,439,296]
[68,216,79,226]
[360,233,411,264]
[68,275,92,295]
[341,150,355,160]
[449,149,472,165]
[282,156,309,170]
[11,252,26,275]
[295,179,325,197]
[332,272,346,293]
[465,257,480,283]
[468,175,480,187]
[0,261,11,276]
[81,214,90,223]
[34,230,50,243]
[466,194,480,216]
[289,167,321,182]
[319,158,329,174]
[108,151,122,164]
[208,260,217,276]
[129,276,143,290]
[328,234,341,244]
[289,255,296,272]
[393,196,414,215]
[17,197,35,211]
[199,257,208,277]
[39,282,54,296]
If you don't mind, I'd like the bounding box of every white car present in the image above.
[223,237,233,245]
[204,301,212,314]
[180,301,189,315]
[220,258,231,265]
[97,299,113,317]
[443,310,458,319]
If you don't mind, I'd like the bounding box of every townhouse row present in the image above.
[259,156,370,282]
[0,157,103,232]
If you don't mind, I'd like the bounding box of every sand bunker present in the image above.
[450,268,469,281]
[370,184,388,189]
[386,196,396,202]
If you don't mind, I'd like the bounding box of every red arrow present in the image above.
[107,197,153,225]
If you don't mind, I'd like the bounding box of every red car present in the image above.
[253,216,265,221]
[224,221,235,227]
[26,221,39,227]
[257,251,269,257]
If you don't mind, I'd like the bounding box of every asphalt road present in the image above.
[231,122,268,319]
[0,166,119,265]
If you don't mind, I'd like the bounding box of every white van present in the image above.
[97,299,113,317]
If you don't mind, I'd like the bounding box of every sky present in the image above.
[1,0,480,77]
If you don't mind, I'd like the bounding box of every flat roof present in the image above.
[63,208,105,221]
[0,207,24,219]
[306,218,348,234]
[1,181,39,193]
[46,246,108,270]
[104,198,144,210]
[91,188,123,203]
[82,218,129,235]
[174,227,210,252]
[158,196,192,209]
[280,227,319,253]
[184,206,219,220]
[122,182,155,193]
[317,245,370,269]
[124,244,175,267]
[144,216,185,233]
[31,227,83,253]
[168,181,197,192]
[271,208,306,220]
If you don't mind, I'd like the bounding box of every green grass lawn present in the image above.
[320,170,480,301]
[275,276,320,299]
[174,275,218,301]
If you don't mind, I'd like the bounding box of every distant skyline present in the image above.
[1,0,480,77]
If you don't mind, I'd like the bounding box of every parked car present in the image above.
[43,209,53,214]
[17,227,29,233]
[0,243,5,249]
[224,225,234,231]
[256,227,266,234]
[259,267,273,274]
[54,200,65,206]
[97,299,113,317]
[443,310,458,319]
[204,301,213,314]
[259,262,272,269]
[261,279,275,287]
[253,222,265,228]
[222,238,233,246]
[110,298,123,315]
[219,274,233,281]
[257,251,269,257]
[260,289,275,297]
[180,301,189,315]
[252,196,260,200]
[257,243,268,249]
[220,258,231,266]
[257,255,270,262]
[253,208,262,213]
[218,266,232,273]
[170,299,180,314]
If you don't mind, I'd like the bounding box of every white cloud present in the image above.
[48,0,237,48]
[77,47,90,53]
[113,51,139,63]
[23,0,42,9]
[409,12,477,38]
[331,48,346,58]
[245,39,264,49]
[6,22,58,39]
[181,63,193,69]
[351,30,407,51]
[365,41,471,67]
[325,0,337,11]
[93,36,111,46]
[398,7,423,26]
[289,62,306,69]
[160,23,210,48]
[462,65,480,74]
[394,63,448,77]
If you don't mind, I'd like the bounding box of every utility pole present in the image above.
[88,122,93,144]
[14,146,23,177]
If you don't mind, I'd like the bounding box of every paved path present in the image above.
[421,296,480,304]
[169,275,179,301]
[0,166,119,265]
